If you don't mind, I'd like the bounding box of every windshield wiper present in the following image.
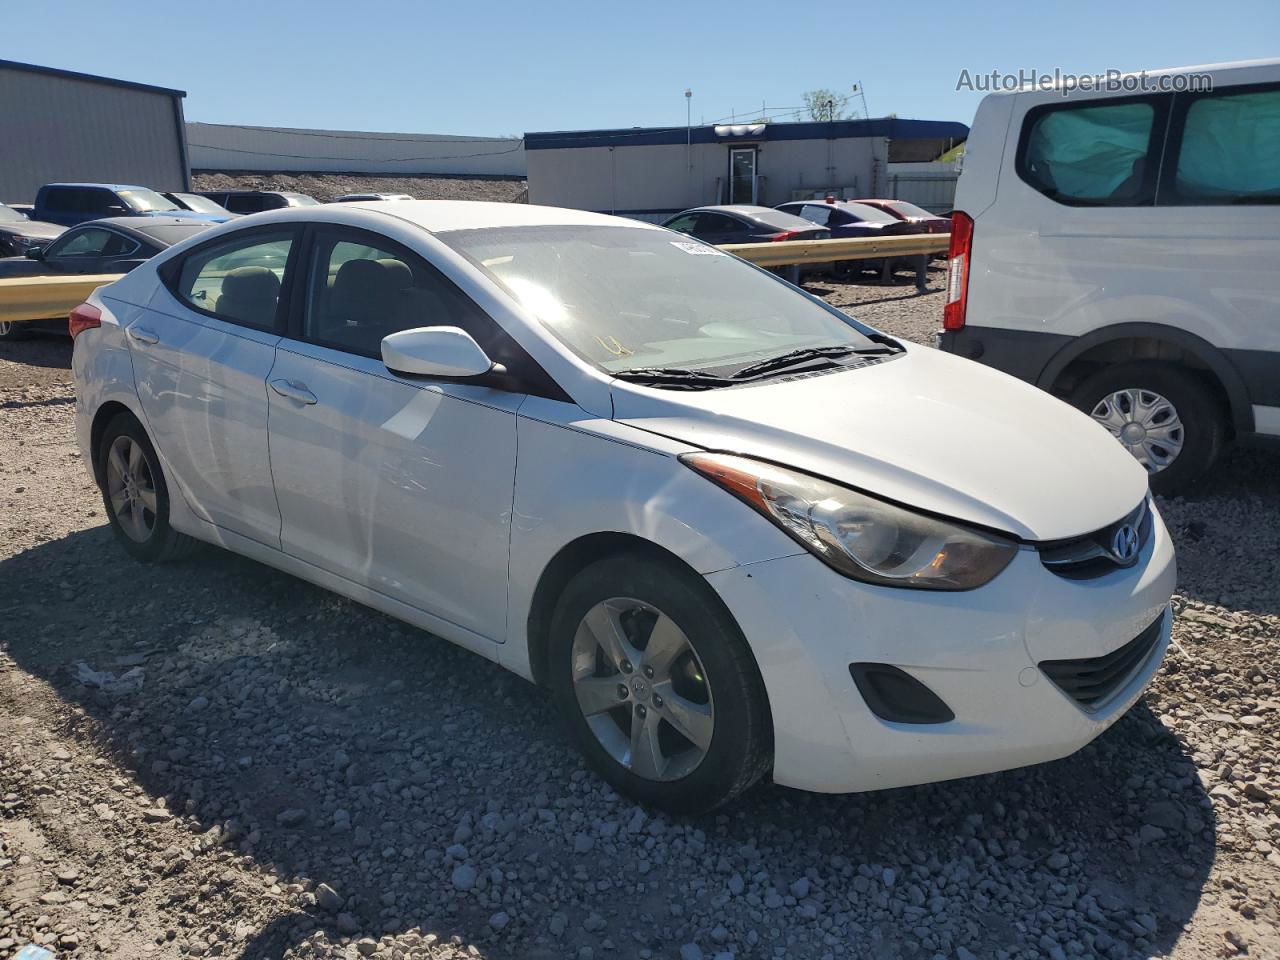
[730,345,891,381]
[612,367,738,390]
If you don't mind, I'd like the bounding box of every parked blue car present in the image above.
[30,183,230,227]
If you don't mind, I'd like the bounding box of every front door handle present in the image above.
[270,378,317,405]
[128,326,159,345]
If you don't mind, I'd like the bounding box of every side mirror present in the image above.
[381,326,497,379]
[25,247,45,261]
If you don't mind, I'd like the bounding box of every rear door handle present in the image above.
[270,378,317,405]
[128,326,159,345]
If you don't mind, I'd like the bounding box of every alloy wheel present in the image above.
[105,435,158,542]
[1090,388,1185,473]
[571,597,714,782]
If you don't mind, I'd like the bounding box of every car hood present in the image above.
[0,220,64,240]
[610,343,1148,541]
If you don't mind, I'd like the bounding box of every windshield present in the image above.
[118,189,181,213]
[285,194,321,206]
[0,204,25,223]
[172,194,227,214]
[840,202,898,224]
[439,224,879,375]
[886,201,938,219]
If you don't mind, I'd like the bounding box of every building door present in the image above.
[729,148,757,204]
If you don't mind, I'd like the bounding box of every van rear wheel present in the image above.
[1070,361,1224,496]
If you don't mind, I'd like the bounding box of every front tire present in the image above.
[548,554,772,814]
[1069,361,1224,496]
[97,412,199,562]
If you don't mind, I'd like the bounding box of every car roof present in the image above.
[688,205,777,216]
[73,216,214,243]
[42,183,149,191]
[324,199,658,233]
[680,204,818,229]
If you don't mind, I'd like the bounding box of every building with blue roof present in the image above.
[525,118,967,220]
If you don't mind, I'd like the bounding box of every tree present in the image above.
[803,89,850,122]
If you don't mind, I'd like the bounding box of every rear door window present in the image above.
[47,227,115,259]
[1164,83,1280,205]
[171,230,295,330]
[664,214,698,234]
[225,195,266,214]
[1018,99,1164,205]
[798,204,834,226]
[695,213,745,240]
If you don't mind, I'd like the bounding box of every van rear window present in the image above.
[1020,102,1155,205]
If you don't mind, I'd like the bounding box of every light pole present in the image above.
[685,89,693,201]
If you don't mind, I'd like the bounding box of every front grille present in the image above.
[1039,614,1164,711]
[1038,498,1153,580]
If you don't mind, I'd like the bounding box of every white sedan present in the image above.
[71,201,1175,812]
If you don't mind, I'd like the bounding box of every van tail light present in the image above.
[69,302,102,339]
[943,211,973,331]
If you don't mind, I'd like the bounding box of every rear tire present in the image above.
[1069,361,1224,496]
[97,412,200,563]
[0,320,31,341]
[548,554,772,814]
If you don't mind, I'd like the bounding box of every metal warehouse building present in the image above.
[525,118,967,221]
[0,59,189,204]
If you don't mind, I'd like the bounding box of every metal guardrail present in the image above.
[719,233,950,268]
[0,233,954,327]
[0,274,123,324]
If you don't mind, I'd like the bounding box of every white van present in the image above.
[939,59,1279,493]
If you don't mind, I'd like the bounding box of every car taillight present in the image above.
[771,230,801,241]
[943,211,973,332]
[69,302,102,339]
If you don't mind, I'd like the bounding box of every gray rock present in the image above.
[336,913,360,934]
[680,944,705,960]
[451,864,478,892]
[276,808,307,827]
[489,911,510,930]
[315,883,343,912]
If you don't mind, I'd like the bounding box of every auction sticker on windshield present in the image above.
[671,240,726,256]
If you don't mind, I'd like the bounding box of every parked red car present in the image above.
[854,199,951,234]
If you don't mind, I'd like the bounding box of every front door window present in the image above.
[729,149,757,204]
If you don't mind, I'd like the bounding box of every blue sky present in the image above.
[4,0,1276,136]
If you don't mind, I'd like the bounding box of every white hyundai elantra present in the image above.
[71,201,1175,812]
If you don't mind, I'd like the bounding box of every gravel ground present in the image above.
[190,172,527,204]
[1,282,1279,960]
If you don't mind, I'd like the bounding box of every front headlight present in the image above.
[682,452,1018,590]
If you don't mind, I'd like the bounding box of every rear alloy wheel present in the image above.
[97,413,200,563]
[550,555,772,813]
[1070,361,1224,496]
[0,320,31,340]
